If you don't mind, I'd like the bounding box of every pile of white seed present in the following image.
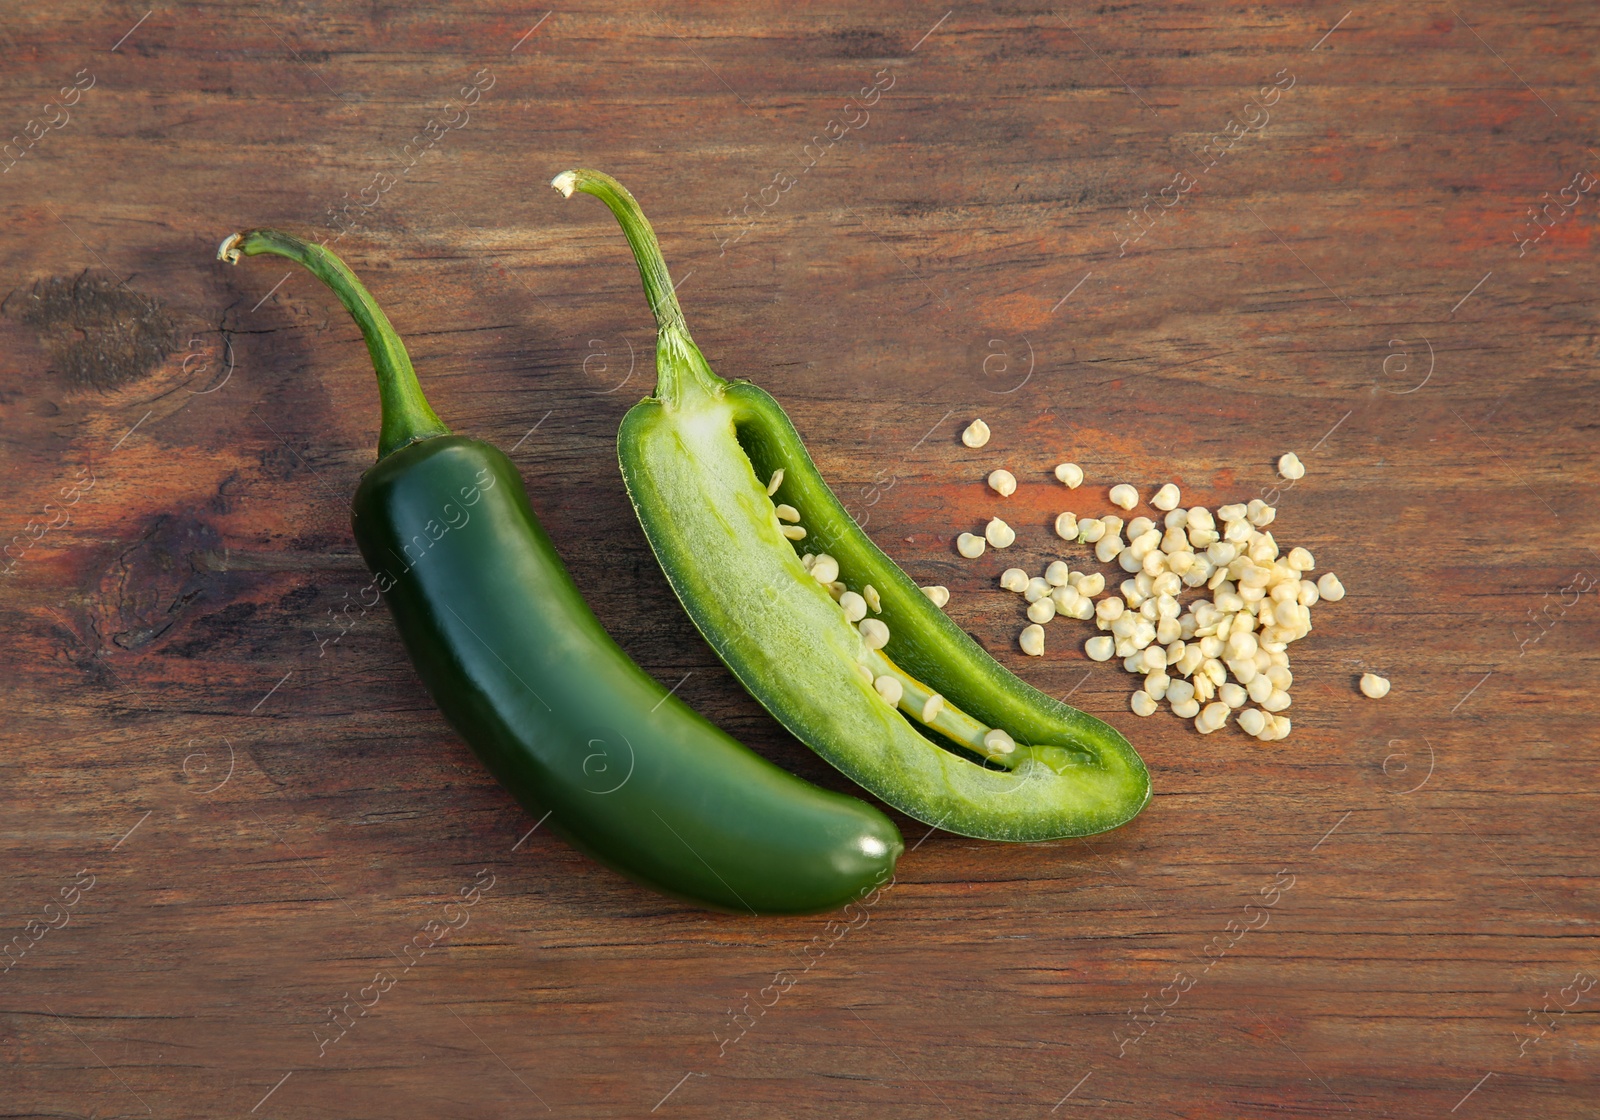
[956,420,1385,741]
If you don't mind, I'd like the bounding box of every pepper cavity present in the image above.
[780,486,1024,767]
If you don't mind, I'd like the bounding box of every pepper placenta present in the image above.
[553,169,1151,842]
[217,229,901,913]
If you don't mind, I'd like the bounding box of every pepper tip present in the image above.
[550,170,578,199]
[217,232,244,264]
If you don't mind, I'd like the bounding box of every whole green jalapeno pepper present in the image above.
[217,229,900,914]
[552,169,1150,842]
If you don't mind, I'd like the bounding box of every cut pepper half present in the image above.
[555,169,1152,842]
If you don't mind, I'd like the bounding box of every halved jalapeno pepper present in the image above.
[554,169,1151,842]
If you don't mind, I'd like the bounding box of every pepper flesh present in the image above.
[218,229,901,913]
[555,169,1151,842]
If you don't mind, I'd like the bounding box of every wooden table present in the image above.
[2,4,1595,1116]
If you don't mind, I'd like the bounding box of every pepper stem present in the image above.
[551,169,726,407]
[217,229,449,459]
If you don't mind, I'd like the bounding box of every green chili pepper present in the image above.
[217,229,900,914]
[553,169,1151,842]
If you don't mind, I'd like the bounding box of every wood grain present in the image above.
[1,3,1596,1117]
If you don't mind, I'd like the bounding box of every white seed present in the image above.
[1317,573,1345,601]
[1166,679,1195,704]
[1045,560,1072,586]
[1219,683,1247,708]
[1265,665,1293,690]
[800,553,816,570]
[1130,691,1157,717]
[1272,715,1292,740]
[999,567,1028,593]
[1248,533,1278,564]
[811,554,840,584]
[859,618,890,650]
[984,728,1017,754]
[781,525,807,540]
[1156,617,1181,644]
[1161,526,1191,555]
[1171,696,1201,719]
[920,585,950,607]
[1109,483,1139,510]
[1085,635,1115,661]
[874,675,904,706]
[1025,577,1051,603]
[1054,462,1084,488]
[1298,579,1320,607]
[1096,597,1125,623]
[1287,547,1314,572]
[1237,708,1267,737]
[1215,503,1245,523]
[1144,670,1170,701]
[961,418,991,448]
[1224,518,1252,543]
[864,584,882,613]
[988,469,1018,497]
[1246,498,1276,527]
[1140,646,1165,672]
[1077,518,1106,544]
[1226,630,1259,661]
[1201,702,1231,730]
[767,468,785,495]
[1151,483,1181,511]
[1262,689,1292,712]
[922,693,945,722]
[1054,511,1079,540]
[839,591,868,622]
[775,503,801,523]
[985,517,1016,548]
[1278,452,1305,480]
[828,580,847,600]
[1014,622,1045,656]
[1359,672,1391,699]
[1077,573,1106,597]
[1102,515,1125,538]
[957,532,986,558]
[1027,598,1057,624]
[1096,535,1126,564]
[1247,674,1273,704]
[855,661,875,685]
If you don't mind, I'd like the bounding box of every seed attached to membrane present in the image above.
[874,675,904,705]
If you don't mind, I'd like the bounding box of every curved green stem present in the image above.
[217,229,449,459]
[552,168,726,408]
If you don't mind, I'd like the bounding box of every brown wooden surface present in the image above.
[1,3,1596,1117]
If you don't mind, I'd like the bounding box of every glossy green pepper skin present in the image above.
[555,169,1151,842]
[219,229,901,914]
